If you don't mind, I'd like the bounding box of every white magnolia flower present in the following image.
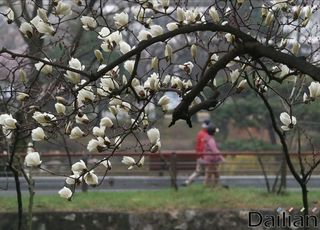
[261,4,268,17]
[166,22,178,31]
[113,12,129,28]
[308,82,320,100]
[121,156,136,170]
[137,30,153,41]
[5,8,14,23]
[225,33,235,43]
[98,27,110,40]
[101,159,112,169]
[210,54,219,64]
[100,116,113,128]
[176,7,186,23]
[150,25,163,37]
[31,127,46,141]
[58,187,72,199]
[160,0,169,9]
[237,79,247,91]
[81,16,97,30]
[230,69,240,83]
[124,60,135,74]
[35,21,55,36]
[92,126,105,137]
[209,6,219,23]
[147,128,160,145]
[150,139,161,153]
[19,22,33,38]
[171,76,183,89]
[37,8,48,22]
[69,126,85,139]
[65,58,85,84]
[35,58,53,75]
[65,175,79,185]
[32,111,55,126]
[87,137,106,152]
[119,41,131,54]
[56,1,72,16]
[24,151,42,167]
[71,160,87,174]
[178,61,194,74]
[0,114,17,130]
[84,171,99,185]
[16,92,29,101]
[158,95,170,107]
[280,112,297,131]
[134,85,146,98]
[55,103,66,115]
[76,114,89,124]
[137,156,145,167]
[77,87,95,104]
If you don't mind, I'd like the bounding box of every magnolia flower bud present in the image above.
[236,79,247,93]
[177,7,186,23]
[165,44,173,62]
[225,33,235,44]
[58,186,72,199]
[291,42,300,56]
[94,49,104,63]
[190,44,197,59]
[25,151,42,167]
[55,103,66,115]
[209,6,219,23]
[151,57,158,70]
[32,127,46,141]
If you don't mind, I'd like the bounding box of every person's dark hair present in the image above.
[202,119,211,128]
[207,126,216,136]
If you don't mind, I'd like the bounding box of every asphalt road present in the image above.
[1,175,320,195]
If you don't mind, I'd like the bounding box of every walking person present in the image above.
[183,120,211,186]
[202,126,224,187]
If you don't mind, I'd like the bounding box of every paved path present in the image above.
[1,175,320,195]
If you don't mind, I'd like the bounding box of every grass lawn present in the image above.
[0,186,318,212]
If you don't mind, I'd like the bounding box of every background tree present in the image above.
[1,0,320,229]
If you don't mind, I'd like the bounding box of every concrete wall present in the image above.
[0,210,315,230]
